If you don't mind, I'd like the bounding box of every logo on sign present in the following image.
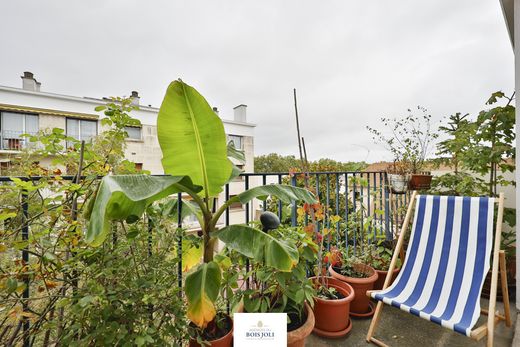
[244,320,275,340]
[234,313,287,346]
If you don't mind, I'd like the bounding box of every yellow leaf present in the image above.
[187,293,216,328]
[0,244,6,252]
[330,215,341,224]
[44,280,59,289]
[182,240,203,272]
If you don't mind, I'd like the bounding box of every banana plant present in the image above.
[85,80,316,329]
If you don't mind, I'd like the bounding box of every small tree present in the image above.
[367,106,438,174]
[86,80,316,333]
[463,92,515,197]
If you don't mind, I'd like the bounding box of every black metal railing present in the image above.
[1,171,410,346]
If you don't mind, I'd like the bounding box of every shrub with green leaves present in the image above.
[0,97,185,346]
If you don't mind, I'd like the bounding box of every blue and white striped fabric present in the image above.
[371,195,495,336]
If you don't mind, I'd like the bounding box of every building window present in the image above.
[0,160,10,174]
[229,195,243,210]
[125,126,142,140]
[0,112,39,150]
[227,135,243,149]
[66,118,97,143]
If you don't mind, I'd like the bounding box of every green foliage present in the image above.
[185,262,222,328]
[230,184,315,206]
[236,226,317,325]
[429,172,487,197]
[62,222,187,346]
[158,80,232,198]
[430,91,516,259]
[254,153,367,173]
[215,224,299,271]
[85,80,317,331]
[435,113,474,173]
[86,175,201,246]
[367,106,438,174]
[431,92,515,197]
[0,98,188,345]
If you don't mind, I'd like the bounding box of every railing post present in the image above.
[335,173,340,245]
[352,173,357,255]
[225,183,230,225]
[177,193,183,292]
[291,175,297,227]
[277,174,283,220]
[245,176,250,289]
[384,173,392,240]
[344,173,349,251]
[147,215,153,322]
[21,187,30,347]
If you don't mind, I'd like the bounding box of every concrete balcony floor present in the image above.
[308,299,517,346]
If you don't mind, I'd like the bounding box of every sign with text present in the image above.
[234,313,287,346]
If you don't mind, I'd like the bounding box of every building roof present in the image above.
[0,102,98,120]
[0,85,256,128]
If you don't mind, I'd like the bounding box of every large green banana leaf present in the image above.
[226,161,244,183]
[215,225,299,271]
[185,261,221,328]
[230,184,316,205]
[158,80,232,198]
[162,198,203,225]
[226,141,245,183]
[227,141,245,163]
[86,175,200,246]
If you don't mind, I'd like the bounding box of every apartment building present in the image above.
[0,72,255,174]
[0,72,257,226]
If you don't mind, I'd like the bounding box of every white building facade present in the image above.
[0,72,255,174]
[0,72,257,228]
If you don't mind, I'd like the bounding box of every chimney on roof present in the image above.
[212,107,219,115]
[233,104,247,122]
[21,71,41,92]
[130,91,140,106]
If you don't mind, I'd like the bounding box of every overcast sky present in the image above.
[0,0,514,163]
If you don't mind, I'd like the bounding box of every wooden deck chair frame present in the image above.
[366,191,511,347]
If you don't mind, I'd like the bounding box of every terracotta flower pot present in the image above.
[237,301,314,347]
[409,174,432,190]
[188,316,233,347]
[329,263,378,316]
[373,267,401,291]
[287,302,315,347]
[310,276,355,338]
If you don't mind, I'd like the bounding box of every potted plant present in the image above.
[367,106,438,191]
[367,239,402,291]
[218,220,316,347]
[329,203,378,317]
[295,203,355,338]
[85,80,316,346]
[329,250,378,317]
[188,311,233,347]
[386,161,410,194]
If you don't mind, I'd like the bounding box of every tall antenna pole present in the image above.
[293,88,304,164]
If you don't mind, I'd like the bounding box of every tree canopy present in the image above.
[254,153,367,173]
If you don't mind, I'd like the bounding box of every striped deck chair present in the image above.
[366,192,512,347]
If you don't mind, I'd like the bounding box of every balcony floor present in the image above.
[307,299,516,346]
